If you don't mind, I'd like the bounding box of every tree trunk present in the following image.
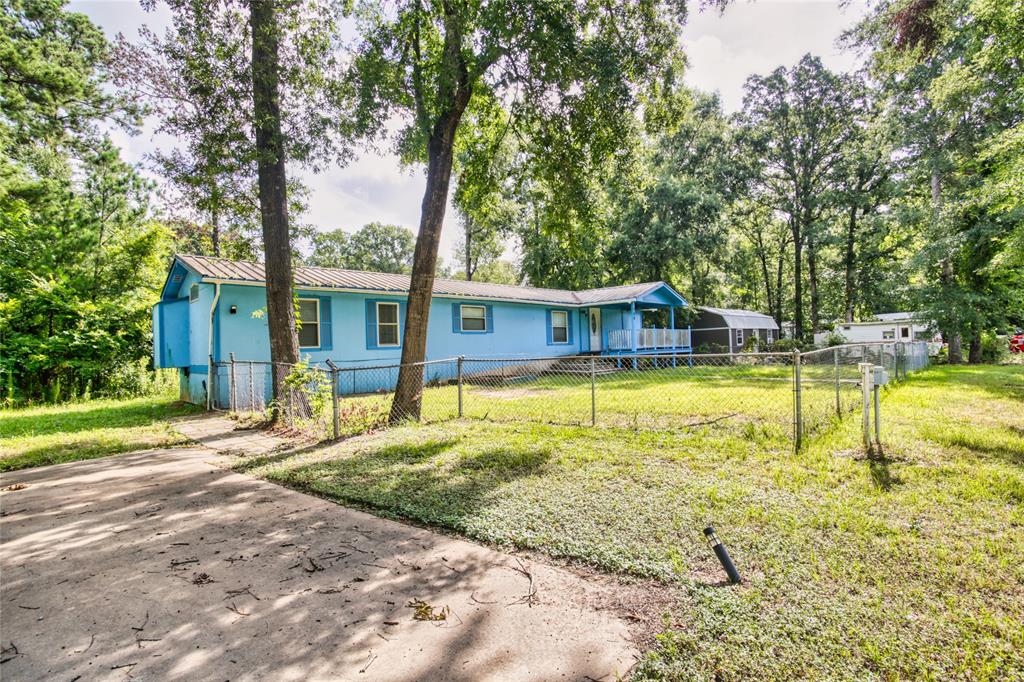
[807,230,820,335]
[967,334,982,364]
[464,220,473,281]
[931,167,962,364]
[774,243,785,327]
[791,218,803,342]
[250,0,299,412]
[843,205,857,323]
[389,105,469,423]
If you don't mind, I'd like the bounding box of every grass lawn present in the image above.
[0,395,202,472]
[344,360,809,433]
[238,363,1024,679]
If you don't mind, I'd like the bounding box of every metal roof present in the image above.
[174,254,682,307]
[698,306,779,330]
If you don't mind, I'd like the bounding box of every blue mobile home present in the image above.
[152,254,693,404]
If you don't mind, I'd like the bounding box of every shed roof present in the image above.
[699,306,779,330]
[170,254,686,308]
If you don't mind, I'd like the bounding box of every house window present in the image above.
[377,302,400,346]
[551,310,569,344]
[735,328,744,346]
[882,330,895,340]
[189,283,199,303]
[901,327,910,338]
[766,330,774,343]
[460,305,486,332]
[298,299,320,348]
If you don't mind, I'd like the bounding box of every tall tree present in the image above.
[348,0,687,421]
[0,0,169,401]
[848,0,1024,361]
[152,0,352,405]
[738,56,863,340]
[250,0,299,400]
[111,23,255,257]
[607,91,734,301]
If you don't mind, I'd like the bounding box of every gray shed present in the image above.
[691,306,780,353]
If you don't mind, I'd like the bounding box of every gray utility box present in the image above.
[873,365,889,386]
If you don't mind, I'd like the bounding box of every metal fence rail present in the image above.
[209,341,931,451]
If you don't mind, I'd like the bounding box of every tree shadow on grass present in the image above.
[240,436,554,538]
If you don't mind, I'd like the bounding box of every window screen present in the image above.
[298,299,320,347]
[551,310,568,343]
[460,305,486,331]
[377,302,399,346]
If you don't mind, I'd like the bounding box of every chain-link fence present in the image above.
[796,341,930,446]
[209,341,930,451]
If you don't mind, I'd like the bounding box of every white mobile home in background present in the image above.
[815,312,939,346]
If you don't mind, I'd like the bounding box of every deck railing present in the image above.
[607,327,691,351]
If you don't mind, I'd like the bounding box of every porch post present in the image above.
[630,301,638,370]
[670,306,677,368]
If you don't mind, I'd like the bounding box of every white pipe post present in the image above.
[860,362,873,451]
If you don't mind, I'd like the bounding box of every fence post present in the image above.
[326,359,340,439]
[457,356,464,418]
[860,362,873,451]
[248,362,255,411]
[793,349,802,452]
[590,356,597,426]
[833,347,841,417]
[229,352,237,412]
[285,365,293,426]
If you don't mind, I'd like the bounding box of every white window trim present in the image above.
[766,330,774,343]
[376,301,400,347]
[735,328,744,346]
[551,310,569,344]
[460,304,487,332]
[298,298,320,348]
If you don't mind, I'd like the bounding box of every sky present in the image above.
[71,0,870,264]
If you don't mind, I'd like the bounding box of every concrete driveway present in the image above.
[0,420,639,681]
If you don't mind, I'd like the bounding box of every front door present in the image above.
[589,309,602,351]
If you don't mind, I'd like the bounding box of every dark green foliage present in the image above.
[0,0,168,403]
[307,222,415,273]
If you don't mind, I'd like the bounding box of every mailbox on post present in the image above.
[873,365,889,387]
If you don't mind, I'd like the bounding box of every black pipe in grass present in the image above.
[704,526,742,584]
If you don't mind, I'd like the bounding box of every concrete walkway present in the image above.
[0,415,639,681]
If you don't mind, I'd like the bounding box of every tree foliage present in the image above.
[1,0,167,402]
[308,222,415,273]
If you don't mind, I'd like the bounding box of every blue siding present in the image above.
[153,298,189,368]
[155,272,693,404]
